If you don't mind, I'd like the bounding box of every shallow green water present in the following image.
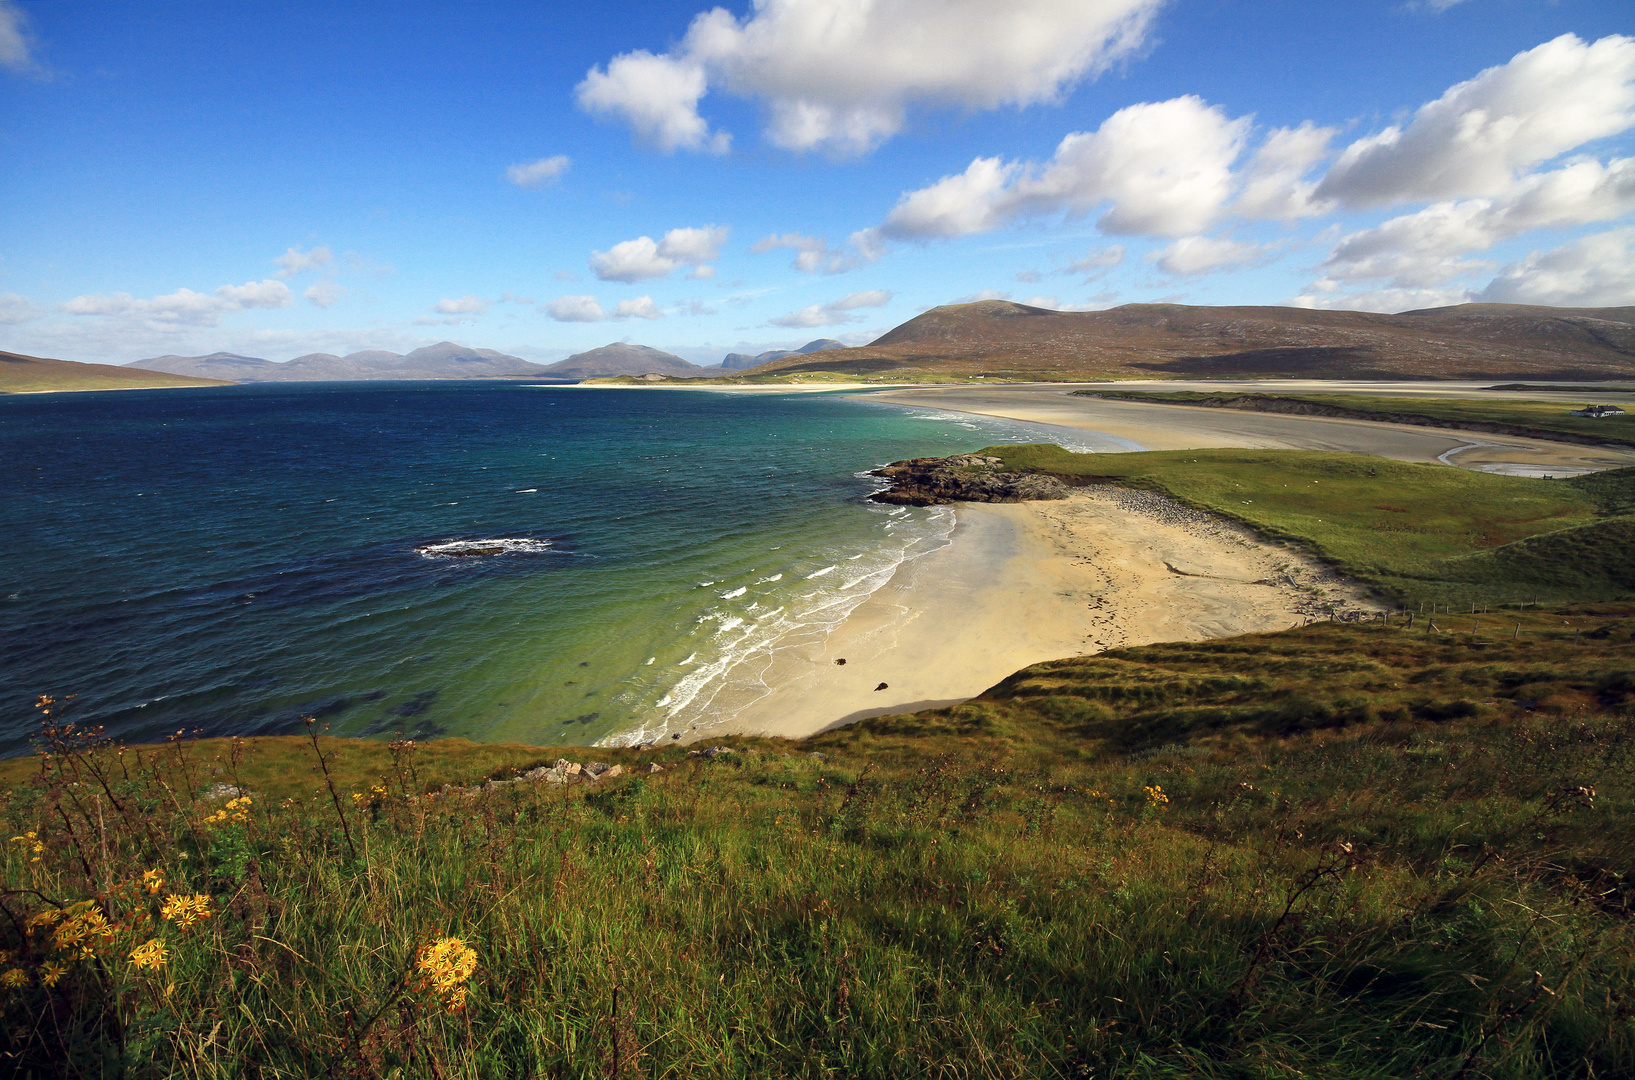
[0,382,1118,752]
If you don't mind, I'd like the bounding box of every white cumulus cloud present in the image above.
[545,295,607,322]
[614,296,664,320]
[769,289,892,327]
[431,295,490,316]
[1066,246,1125,277]
[303,281,345,309]
[1317,34,1635,206]
[1150,235,1267,276]
[1477,228,1635,307]
[58,280,294,327]
[273,245,334,278]
[542,295,666,322]
[1232,122,1337,220]
[576,0,1163,156]
[876,96,1250,241]
[505,155,571,188]
[590,225,729,282]
[1318,156,1635,289]
[752,232,869,273]
[1288,285,1476,313]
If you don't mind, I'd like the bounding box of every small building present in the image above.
[1570,404,1627,418]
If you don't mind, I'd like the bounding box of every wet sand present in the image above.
[717,489,1371,740]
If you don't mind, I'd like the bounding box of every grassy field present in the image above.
[2,613,1632,1078]
[985,445,1635,605]
[1078,390,1635,448]
[7,447,1635,1076]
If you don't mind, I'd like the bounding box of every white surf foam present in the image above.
[415,537,553,559]
[601,503,957,747]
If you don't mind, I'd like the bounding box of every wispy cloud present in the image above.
[505,155,571,188]
[769,289,892,328]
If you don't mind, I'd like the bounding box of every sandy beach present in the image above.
[867,383,1635,477]
[716,488,1371,740]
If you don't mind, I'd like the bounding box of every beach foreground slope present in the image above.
[3,605,1631,1075]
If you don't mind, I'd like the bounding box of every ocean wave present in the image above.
[414,538,553,559]
[602,502,957,746]
[721,586,747,598]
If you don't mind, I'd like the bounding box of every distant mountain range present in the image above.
[720,339,845,371]
[88,303,1635,389]
[130,342,548,382]
[741,301,1635,381]
[537,343,700,379]
[129,337,850,382]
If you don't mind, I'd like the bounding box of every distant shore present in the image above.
[711,487,1373,741]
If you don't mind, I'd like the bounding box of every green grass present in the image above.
[4,616,1633,1078]
[8,448,1635,1076]
[983,444,1635,604]
[1078,390,1635,447]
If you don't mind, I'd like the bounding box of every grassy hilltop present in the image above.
[3,449,1634,1077]
[0,350,228,394]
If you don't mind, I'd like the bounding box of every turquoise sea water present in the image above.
[0,382,1108,754]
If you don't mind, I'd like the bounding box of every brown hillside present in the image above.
[1,350,230,394]
[749,300,1635,381]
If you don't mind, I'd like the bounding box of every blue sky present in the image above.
[1,0,1632,365]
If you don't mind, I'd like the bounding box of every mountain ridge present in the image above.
[720,338,846,371]
[537,343,701,379]
[130,342,552,382]
[745,300,1635,381]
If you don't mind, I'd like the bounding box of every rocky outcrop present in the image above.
[869,454,1071,506]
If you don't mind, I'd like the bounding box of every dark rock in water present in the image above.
[870,454,1070,505]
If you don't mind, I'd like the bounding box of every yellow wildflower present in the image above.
[142,869,165,895]
[409,935,478,1013]
[128,939,168,970]
[0,968,26,990]
[52,904,115,956]
[160,894,213,930]
[1143,784,1170,807]
[201,796,252,827]
[39,962,66,987]
[9,831,44,862]
[351,784,389,809]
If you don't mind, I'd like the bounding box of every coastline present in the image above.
[867,385,1635,476]
[711,487,1372,741]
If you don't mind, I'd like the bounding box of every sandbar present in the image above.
[867,383,1635,476]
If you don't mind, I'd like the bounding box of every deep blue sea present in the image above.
[0,382,1103,755]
